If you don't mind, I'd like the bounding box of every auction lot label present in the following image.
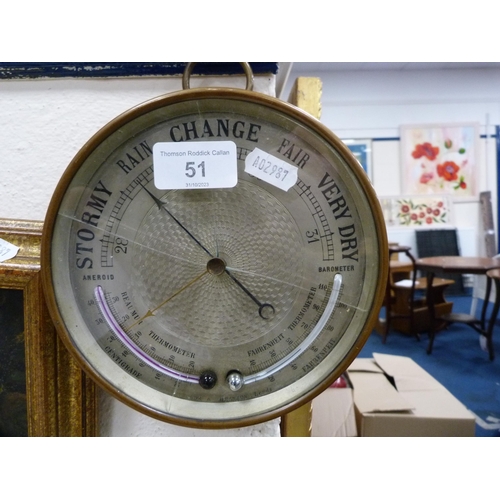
[153,141,237,189]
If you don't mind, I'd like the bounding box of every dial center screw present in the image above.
[207,257,226,276]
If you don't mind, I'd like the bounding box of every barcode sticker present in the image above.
[244,148,298,191]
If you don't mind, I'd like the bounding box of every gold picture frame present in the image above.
[0,218,96,436]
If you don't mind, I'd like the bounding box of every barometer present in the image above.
[41,64,388,429]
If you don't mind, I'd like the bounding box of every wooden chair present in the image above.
[378,245,418,343]
[378,245,455,343]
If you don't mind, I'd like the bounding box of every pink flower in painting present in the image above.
[419,172,434,184]
[426,217,433,224]
[412,142,440,160]
[401,204,410,213]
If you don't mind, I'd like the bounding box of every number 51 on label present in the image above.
[185,161,206,178]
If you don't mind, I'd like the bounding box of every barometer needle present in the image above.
[224,272,275,319]
[142,185,274,319]
[143,185,213,258]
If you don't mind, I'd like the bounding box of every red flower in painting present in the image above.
[412,142,440,160]
[437,161,460,181]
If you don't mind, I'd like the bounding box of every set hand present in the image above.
[142,185,274,319]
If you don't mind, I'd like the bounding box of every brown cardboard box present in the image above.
[312,384,357,437]
[347,353,476,437]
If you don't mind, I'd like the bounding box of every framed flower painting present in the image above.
[400,123,479,200]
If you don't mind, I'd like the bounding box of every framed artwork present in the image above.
[0,62,278,80]
[343,139,373,180]
[0,218,96,436]
[378,195,453,227]
[401,122,479,200]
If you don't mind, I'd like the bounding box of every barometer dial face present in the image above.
[42,88,387,428]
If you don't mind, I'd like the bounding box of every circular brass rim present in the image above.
[41,87,388,429]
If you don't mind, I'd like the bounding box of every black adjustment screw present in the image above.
[199,370,217,390]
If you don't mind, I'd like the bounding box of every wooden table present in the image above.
[416,256,500,360]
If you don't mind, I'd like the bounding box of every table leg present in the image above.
[480,276,492,331]
[426,271,437,355]
[485,278,498,361]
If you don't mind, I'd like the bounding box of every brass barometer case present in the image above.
[41,68,388,429]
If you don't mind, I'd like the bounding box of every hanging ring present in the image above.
[182,62,254,91]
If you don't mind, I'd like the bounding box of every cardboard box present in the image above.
[347,353,476,437]
[312,383,357,437]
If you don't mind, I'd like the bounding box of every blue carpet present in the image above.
[359,293,500,437]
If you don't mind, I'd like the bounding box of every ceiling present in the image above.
[276,61,500,99]
[290,62,500,72]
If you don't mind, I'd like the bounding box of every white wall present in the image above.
[0,74,276,221]
[283,67,500,259]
